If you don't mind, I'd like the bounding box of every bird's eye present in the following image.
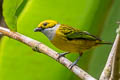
[43,22,48,26]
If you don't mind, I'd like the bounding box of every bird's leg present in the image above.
[69,52,83,69]
[57,52,70,60]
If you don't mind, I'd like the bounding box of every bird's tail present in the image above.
[97,42,113,45]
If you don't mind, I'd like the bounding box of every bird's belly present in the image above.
[51,35,97,53]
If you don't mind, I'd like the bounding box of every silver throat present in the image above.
[41,24,60,40]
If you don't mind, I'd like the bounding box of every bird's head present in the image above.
[34,20,58,32]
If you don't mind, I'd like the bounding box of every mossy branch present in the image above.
[0,26,96,80]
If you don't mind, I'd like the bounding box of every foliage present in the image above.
[0,0,119,80]
[3,0,23,31]
[89,0,120,78]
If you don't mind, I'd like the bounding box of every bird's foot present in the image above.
[57,52,69,60]
[69,55,81,69]
[69,61,78,69]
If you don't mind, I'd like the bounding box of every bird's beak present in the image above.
[34,28,43,32]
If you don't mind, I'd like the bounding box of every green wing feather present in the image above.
[60,24,101,41]
[66,31,101,41]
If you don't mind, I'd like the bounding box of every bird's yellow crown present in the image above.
[38,20,58,29]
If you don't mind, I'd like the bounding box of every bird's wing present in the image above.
[59,24,101,41]
[67,31,101,40]
[65,28,101,41]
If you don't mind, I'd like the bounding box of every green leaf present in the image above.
[3,0,23,31]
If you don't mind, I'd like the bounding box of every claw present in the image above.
[57,52,69,60]
[69,53,83,69]
[69,61,77,69]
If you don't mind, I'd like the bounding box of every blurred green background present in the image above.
[0,0,120,80]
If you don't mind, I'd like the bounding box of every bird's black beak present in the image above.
[34,28,43,32]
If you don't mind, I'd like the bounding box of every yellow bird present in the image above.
[34,20,111,68]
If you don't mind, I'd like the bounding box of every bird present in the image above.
[34,20,112,69]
